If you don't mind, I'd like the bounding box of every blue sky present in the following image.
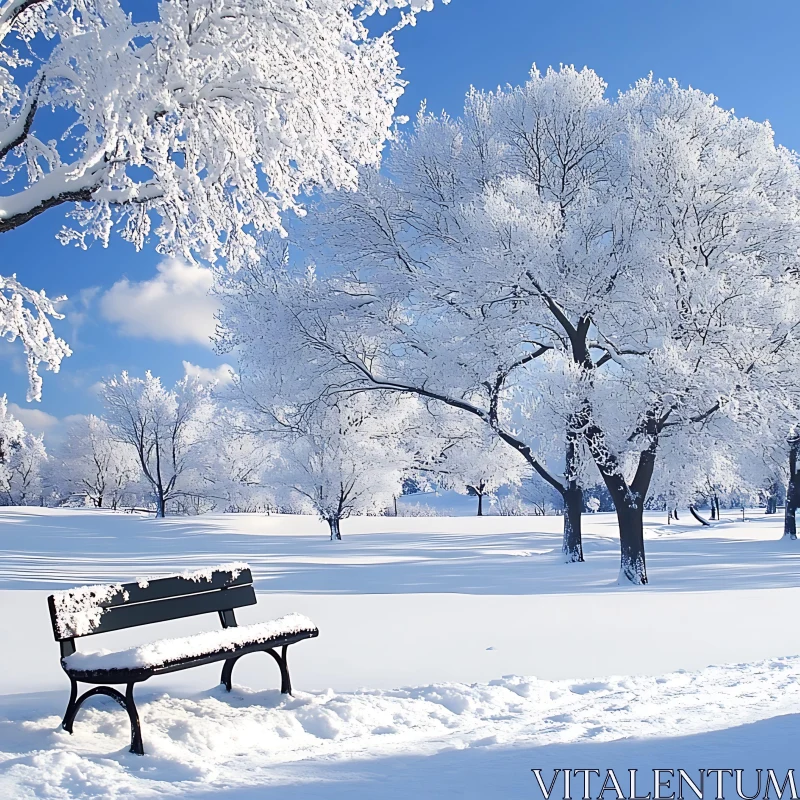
[2,0,799,439]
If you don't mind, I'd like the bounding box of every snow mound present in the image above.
[64,614,318,672]
[4,658,800,798]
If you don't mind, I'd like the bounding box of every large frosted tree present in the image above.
[415,411,528,516]
[0,0,447,397]
[220,67,800,584]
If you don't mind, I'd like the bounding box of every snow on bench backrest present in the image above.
[48,562,253,640]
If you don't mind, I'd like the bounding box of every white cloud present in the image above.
[100,257,217,346]
[63,286,101,341]
[7,405,85,447]
[183,361,235,386]
[7,403,60,436]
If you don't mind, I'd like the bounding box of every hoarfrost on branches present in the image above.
[0,0,449,262]
[0,274,70,401]
[0,0,448,398]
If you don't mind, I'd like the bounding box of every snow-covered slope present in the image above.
[3,658,800,799]
[0,507,797,798]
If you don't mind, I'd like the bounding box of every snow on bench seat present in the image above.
[62,613,317,673]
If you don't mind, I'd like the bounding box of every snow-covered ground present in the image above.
[0,507,798,798]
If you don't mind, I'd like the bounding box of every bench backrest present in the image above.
[47,564,256,642]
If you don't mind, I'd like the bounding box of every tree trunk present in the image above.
[784,439,799,540]
[616,502,648,584]
[474,479,487,516]
[715,495,721,520]
[785,480,798,540]
[156,491,166,518]
[327,517,342,541]
[562,485,584,562]
[562,432,584,563]
[766,482,779,514]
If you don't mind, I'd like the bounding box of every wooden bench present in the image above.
[47,563,319,755]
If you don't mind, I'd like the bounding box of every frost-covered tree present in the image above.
[0,394,46,503]
[266,395,415,540]
[54,414,139,508]
[417,413,527,516]
[186,407,278,513]
[5,429,46,503]
[220,66,800,584]
[0,0,446,397]
[102,371,212,517]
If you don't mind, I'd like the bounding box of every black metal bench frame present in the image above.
[47,566,318,755]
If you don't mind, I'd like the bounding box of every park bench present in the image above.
[47,563,319,755]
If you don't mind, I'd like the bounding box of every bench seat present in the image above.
[62,613,319,682]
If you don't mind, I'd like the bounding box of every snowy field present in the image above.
[1,507,799,798]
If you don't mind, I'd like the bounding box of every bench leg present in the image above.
[61,680,144,756]
[220,656,241,692]
[221,646,292,695]
[62,678,78,730]
[267,645,292,695]
[125,683,144,756]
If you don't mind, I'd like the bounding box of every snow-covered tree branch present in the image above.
[0,0,448,399]
[0,0,448,259]
[0,274,70,400]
